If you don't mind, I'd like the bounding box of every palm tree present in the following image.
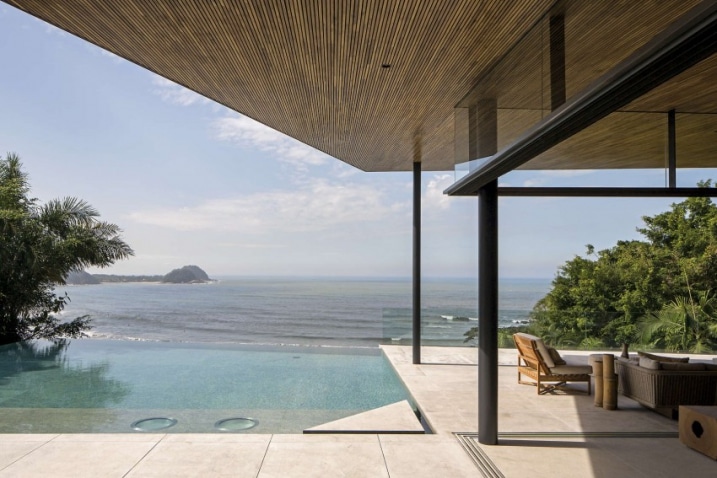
[1,153,134,344]
[639,290,717,353]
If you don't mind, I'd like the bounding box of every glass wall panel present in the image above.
[455,0,701,177]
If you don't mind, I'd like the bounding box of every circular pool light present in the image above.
[131,417,178,432]
[214,417,258,431]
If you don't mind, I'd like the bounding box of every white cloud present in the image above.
[539,170,596,177]
[84,44,125,63]
[213,114,329,170]
[43,23,66,36]
[151,75,210,106]
[331,162,360,178]
[423,174,454,211]
[149,76,332,172]
[217,242,287,249]
[99,49,123,63]
[522,178,545,187]
[126,179,406,233]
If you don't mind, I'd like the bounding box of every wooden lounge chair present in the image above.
[513,332,592,395]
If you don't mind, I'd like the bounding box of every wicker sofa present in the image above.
[616,356,717,419]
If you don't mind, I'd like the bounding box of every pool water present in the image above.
[0,339,411,433]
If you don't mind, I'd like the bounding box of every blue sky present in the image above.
[1,6,712,278]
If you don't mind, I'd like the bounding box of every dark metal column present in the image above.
[668,109,677,188]
[412,160,421,364]
[478,179,499,444]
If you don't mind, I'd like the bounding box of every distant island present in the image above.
[91,274,164,283]
[162,265,213,284]
[66,265,214,285]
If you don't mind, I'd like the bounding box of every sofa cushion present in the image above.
[639,357,661,370]
[637,351,689,363]
[547,347,567,366]
[660,362,706,371]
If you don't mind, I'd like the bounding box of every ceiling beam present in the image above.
[498,187,717,198]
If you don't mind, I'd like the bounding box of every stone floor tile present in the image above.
[0,442,47,470]
[380,437,479,478]
[126,440,269,478]
[258,438,389,478]
[0,440,156,478]
[51,433,164,443]
[270,433,379,443]
[161,433,272,444]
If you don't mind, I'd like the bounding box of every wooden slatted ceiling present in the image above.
[3,0,554,172]
[6,0,714,173]
[521,51,717,171]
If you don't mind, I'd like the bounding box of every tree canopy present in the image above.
[0,153,133,345]
[531,185,717,352]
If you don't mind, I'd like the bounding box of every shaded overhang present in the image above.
[2,0,555,172]
[4,1,716,181]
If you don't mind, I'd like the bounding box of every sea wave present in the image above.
[60,278,548,347]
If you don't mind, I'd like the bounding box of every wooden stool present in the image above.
[602,354,617,410]
[589,354,604,407]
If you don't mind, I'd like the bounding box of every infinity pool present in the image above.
[0,339,410,433]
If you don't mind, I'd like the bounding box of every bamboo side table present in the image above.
[589,353,617,409]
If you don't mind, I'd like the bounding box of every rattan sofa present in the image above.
[616,357,717,418]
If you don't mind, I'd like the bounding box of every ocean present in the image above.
[59,277,551,347]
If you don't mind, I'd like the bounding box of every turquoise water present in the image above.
[0,339,410,433]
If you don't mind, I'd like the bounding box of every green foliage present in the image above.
[0,153,133,345]
[639,290,717,353]
[533,187,717,352]
[463,326,528,347]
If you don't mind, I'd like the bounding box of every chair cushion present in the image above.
[535,339,556,368]
[550,365,592,375]
[637,351,689,363]
[515,333,555,368]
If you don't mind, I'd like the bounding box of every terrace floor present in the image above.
[1,346,715,477]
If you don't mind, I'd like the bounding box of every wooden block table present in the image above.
[679,405,717,459]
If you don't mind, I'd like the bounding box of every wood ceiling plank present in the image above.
[7,0,712,173]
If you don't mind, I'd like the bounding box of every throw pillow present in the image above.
[637,351,689,363]
[638,356,661,370]
[547,347,567,366]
